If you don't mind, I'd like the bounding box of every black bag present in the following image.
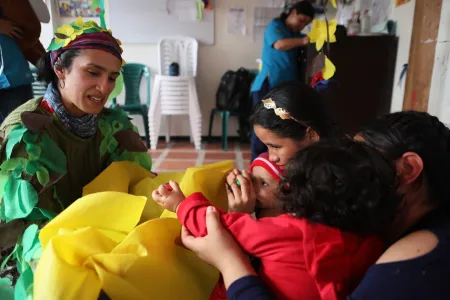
[215,68,256,141]
[215,68,255,112]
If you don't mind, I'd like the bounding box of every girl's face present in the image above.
[252,166,280,218]
[55,49,121,116]
[254,124,315,169]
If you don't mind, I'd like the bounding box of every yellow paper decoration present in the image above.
[322,55,336,80]
[34,161,234,300]
[308,19,338,52]
[330,0,337,8]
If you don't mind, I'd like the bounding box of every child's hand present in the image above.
[152,181,185,212]
[226,170,256,214]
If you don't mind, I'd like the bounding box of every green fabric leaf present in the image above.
[47,39,64,51]
[99,119,112,136]
[36,134,67,174]
[36,166,50,187]
[5,126,27,160]
[14,265,33,300]
[133,153,152,171]
[0,158,28,172]
[99,137,108,157]
[111,120,124,134]
[3,173,39,221]
[106,138,119,154]
[25,144,41,161]
[22,225,41,263]
[26,207,57,221]
[108,71,124,101]
[0,278,13,300]
[25,160,40,175]
[22,131,38,145]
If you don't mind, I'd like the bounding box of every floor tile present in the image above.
[157,160,198,171]
[242,151,252,160]
[204,152,237,160]
[165,151,199,159]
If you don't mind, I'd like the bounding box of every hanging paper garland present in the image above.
[307,0,338,82]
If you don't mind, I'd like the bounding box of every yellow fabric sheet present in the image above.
[34,160,233,300]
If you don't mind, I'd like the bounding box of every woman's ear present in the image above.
[395,152,424,186]
[53,66,65,80]
[306,127,320,142]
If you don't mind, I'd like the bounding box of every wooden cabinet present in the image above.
[309,35,399,133]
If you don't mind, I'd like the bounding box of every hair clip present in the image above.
[262,98,307,127]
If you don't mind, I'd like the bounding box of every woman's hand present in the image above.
[226,169,256,214]
[152,181,185,212]
[0,19,23,39]
[180,206,256,288]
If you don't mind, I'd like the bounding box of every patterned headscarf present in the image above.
[47,16,124,66]
[50,31,123,67]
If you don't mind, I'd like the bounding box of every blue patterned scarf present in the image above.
[43,83,98,138]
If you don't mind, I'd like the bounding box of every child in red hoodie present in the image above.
[153,138,399,300]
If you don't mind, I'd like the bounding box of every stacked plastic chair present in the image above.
[149,37,202,150]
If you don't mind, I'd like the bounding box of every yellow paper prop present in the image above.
[34,160,234,300]
[308,19,337,52]
[322,55,336,80]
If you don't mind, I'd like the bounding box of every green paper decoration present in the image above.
[0,158,28,172]
[3,167,39,221]
[14,266,33,300]
[25,144,41,161]
[26,207,57,221]
[36,166,50,187]
[6,126,27,160]
[0,125,67,221]
[0,278,13,300]
[22,225,41,263]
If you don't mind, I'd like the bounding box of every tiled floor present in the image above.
[148,139,251,173]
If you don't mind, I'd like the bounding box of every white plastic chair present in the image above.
[149,36,202,150]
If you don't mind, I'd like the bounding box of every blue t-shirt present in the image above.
[0,35,33,90]
[251,19,304,92]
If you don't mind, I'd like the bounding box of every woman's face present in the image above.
[254,124,314,169]
[287,10,312,32]
[55,49,121,116]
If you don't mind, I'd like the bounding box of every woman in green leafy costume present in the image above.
[0,16,152,296]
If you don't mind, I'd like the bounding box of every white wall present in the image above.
[428,0,450,125]
[41,0,263,137]
[389,0,415,113]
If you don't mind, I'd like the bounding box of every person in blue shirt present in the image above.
[250,1,315,161]
[0,0,46,120]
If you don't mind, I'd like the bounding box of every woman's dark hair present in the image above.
[250,81,340,141]
[280,138,400,235]
[358,111,450,209]
[36,49,81,86]
[279,1,315,22]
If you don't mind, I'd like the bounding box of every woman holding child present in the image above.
[177,84,450,299]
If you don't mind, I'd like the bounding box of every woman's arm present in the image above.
[180,206,274,299]
[273,37,310,51]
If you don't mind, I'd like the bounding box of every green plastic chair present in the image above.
[112,63,151,148]
[208,69,258,151]
[30,66,47,97]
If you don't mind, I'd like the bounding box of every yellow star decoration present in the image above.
[54,24,83,47]
[322,55,336,80]
[308,19,338,52]
[330,0,337,8]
